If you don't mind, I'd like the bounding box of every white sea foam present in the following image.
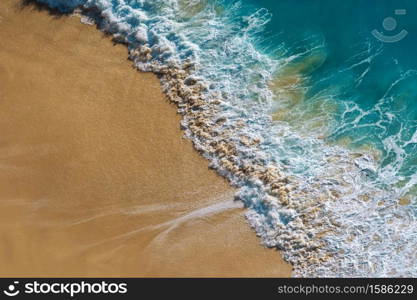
[35,0,417,277]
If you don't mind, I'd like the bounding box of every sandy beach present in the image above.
[0,0,291,277]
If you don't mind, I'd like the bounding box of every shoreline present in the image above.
[20,0,417,277]
[0,0,292,277]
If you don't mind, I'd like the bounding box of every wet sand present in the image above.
[0,0,292,277]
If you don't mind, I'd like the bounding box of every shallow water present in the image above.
[35,0,417,277]
[253,0,417,184]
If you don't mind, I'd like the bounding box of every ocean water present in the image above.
[35,0,417,277]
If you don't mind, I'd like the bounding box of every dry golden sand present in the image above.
[0,0,292,277]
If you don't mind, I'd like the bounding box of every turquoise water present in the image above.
[250,0,417,188]
[36,0,417,276]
